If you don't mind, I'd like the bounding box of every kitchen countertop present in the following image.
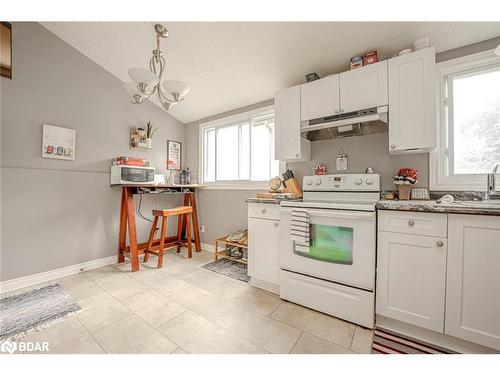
[377,199,500,216]
[246,198,298,205]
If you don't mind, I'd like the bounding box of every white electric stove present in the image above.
[279,173,380,328]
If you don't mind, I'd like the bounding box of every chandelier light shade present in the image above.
[124,24,189,111]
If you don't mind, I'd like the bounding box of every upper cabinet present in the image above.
[388,47,436,154]
[274,85,311,161]
[300,74,340,121]
[339,60,388,113]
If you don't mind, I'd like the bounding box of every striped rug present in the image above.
[372,328,455,354]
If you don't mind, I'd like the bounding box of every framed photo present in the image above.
[42,124,76,160]
[166,140,182,170]
[1,22,12,79]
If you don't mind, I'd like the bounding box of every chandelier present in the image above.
[124,24,189,111]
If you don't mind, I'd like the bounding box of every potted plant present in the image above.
[145,120,159,149]
[394,168,418,200]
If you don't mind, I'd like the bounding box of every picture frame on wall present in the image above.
[42,124,76,161]
[1,22,12,79]
[166,140,182,170]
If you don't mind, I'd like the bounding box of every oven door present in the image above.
[279,206,376,290]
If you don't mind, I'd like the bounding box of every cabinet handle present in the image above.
[295,153,299,158]
[436,241,444,247]
[274,222,278,228]
[408,220,415,227]
[390,144,396,149]
[335,109,339,114]
[261,209,266,214]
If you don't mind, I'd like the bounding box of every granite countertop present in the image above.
[377,199,500,216]
[246,197,301,205]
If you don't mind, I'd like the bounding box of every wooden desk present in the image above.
[114,184,203,272]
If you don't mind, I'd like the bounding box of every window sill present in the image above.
[200,182,269,190]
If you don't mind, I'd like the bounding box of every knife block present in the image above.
[284,177,303,198]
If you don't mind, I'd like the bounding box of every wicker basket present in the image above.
[397,185,413,200]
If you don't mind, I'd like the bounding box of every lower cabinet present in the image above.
[376,231,447,332]
[248,205,280,293]
[445,214,500,350]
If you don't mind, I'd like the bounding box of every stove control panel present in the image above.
[302,173,380,192]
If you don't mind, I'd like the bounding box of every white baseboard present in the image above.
[0,255,117,294]
[201,242,215,253]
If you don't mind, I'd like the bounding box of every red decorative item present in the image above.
[363,50,378,65]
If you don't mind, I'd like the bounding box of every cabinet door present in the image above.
[388,47,436,153]
[376,231,446,332]
[339,60,388,113]
[274,86,310,161]
[248,217,280,286]
[300,74,340,121]
[446,214,500,350]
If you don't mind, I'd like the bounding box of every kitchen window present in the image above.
[199,106,279,189]
[431,50,500,190]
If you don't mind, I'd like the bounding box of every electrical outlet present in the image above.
[200,225,206,233]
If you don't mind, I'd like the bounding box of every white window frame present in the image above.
[199,105,282,190]
[430,49,500,191]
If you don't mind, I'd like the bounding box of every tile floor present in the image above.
[5,249,374,354]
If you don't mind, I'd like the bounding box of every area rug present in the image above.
[371,327,455,354]
[0,283,81,340]
[202,258,250,282]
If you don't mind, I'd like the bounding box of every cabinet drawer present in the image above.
[378,210,447,237]
[248,203,280,221]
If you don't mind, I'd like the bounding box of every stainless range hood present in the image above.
[300,106,388,140]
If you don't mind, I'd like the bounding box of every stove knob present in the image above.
[315,179,322,185]
[306,179,313,186]
[355,178,363,185]
[365,178,374,185]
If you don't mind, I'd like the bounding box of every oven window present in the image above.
[121,167,150,182]
[294,224,353,265]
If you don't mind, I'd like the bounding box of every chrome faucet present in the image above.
[485,164,500,200]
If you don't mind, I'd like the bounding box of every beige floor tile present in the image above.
[161,261,196,278]
[291,332,354,354]
[121,289,186,327]
[20,317,104,354]
[221,284,281,316]
[350,326,374,353]
[216,306,301,354]
[113,259,162,279]
[270,302,356,349]
[157,310,244,354]
[85,265,120,282]
[139,271,192,297]
[55,273,104,301]
[233,340,269,354]
[77,292,131,332]
[170,285,235,321]
[180,268,236,296]
[92,315,177,354]
[92,272,148,301]
[172,347,187,354]
[175,250,214,266]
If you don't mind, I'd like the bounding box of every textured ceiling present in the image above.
[41,22,500,123]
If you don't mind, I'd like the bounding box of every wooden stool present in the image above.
[144,206,194,268]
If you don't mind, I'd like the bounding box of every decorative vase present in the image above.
[145,138,152,149]
[397,184,413,200]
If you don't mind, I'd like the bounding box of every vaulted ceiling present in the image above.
[42,22,500,123]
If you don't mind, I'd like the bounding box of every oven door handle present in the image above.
[305,209,375,220]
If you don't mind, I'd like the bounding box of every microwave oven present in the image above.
[111,165,155,185]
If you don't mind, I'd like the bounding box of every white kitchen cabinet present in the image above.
[248,204,280,293]
[388,47,436,153]
[445,214,500,350]
[376,230,447,332]
[274,85,311,161]
[300,74,340,121]
[339,60,388,113]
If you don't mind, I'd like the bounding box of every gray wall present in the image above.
[0,23,186,281]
